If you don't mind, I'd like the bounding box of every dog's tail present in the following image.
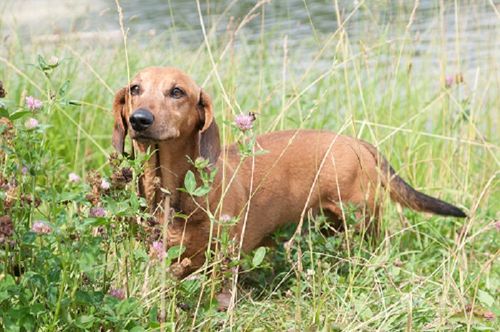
[359,141,466,218]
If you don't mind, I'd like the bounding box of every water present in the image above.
[1,0,499,71]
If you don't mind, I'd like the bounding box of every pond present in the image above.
[1,0,498,75]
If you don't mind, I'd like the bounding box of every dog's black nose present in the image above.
[129,109,154,132]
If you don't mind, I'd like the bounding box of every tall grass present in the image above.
[0,0,498,330]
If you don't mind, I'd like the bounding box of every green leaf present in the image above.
[194,157,209,169]
[117,298,141,316]
[149,304,158,324]
[0,290,10,303]
[29,303,45,316]
[79,251,98,273]
[0,274,16,289]
[58,80,70,97]
[75,315,95,329]
[81,217,108,228]
[9,111,31,121]
[56,192,82,203]
[181,278,201,294]
[22,232,36,244]
[184,170,196,194]
[37,55,48,70]
[477,290,494,307]
[0,106,8,118]
[173,212,189,220]
[252,247,266,267]
[354,296,374,321]
[167,245,186,260]
[192,185,211,197]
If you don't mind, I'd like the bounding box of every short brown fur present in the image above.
[112,67,466,276]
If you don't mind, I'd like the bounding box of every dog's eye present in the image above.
[170,87,185,99]
[130,85,141,96]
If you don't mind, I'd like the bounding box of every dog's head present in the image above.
[112,67,220,164]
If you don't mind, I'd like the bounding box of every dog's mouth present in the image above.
[131,133,162,142]
[131,131,179,143]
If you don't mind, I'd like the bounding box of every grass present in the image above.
[0,0,499,330]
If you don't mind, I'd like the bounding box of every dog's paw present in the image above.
[169,257,192,279]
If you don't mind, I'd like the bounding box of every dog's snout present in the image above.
[130,109,154,132]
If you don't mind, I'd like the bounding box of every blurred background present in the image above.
[2,0,499,73]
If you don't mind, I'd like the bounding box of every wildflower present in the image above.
[100,178,110,190]
[108,288,125,300]
[445,73,464,88]
[111,167,133,189]
[32,221,52,234]
[445,75,454,88]
[122,167,133,181]
[68,172,80,183]
[393,259,404,267]
[2,180,18,210]
[92,227,105,238]
[89,207,106,218]
[149,241,166,261]
[234,113,255,131]
[21,166,28,175]
[24,118,39,129]
[220,214,232,223]
[48,56,59,67]
[484,311,495,320]
[0,215,14,244]
[25,96,43,110]
[85,170,102,205]
[494,220,500,231]
[20,194,41,208]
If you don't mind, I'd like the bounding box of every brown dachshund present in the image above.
[112,67,466,276]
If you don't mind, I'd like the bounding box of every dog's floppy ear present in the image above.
[198,89,221,165]
[112,87,128,154]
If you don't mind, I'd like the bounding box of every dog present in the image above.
[112,67,466,277]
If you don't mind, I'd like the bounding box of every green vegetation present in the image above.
[0,1,498,330]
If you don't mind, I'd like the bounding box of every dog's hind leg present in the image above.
[348,189,382,238]
[321,195,382,238]
[320,202,345,235]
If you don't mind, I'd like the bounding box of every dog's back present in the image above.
[214,129,465,251]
